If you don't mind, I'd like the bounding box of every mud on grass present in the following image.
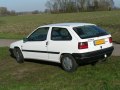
[0,47,120,90]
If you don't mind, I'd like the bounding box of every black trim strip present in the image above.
[22,50,60,54]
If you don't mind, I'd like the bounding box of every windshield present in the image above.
[73,25,109,39]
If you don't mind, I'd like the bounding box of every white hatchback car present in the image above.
[9,23,114,72]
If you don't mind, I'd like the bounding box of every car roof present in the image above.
[41,23,96,27]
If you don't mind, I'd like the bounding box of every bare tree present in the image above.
[0,7,8,15]
[45,1,53,12]
[0,7,17,16]
[45,0,114,13]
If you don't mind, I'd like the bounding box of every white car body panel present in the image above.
[21,41,48,60]
[10,40,23,49]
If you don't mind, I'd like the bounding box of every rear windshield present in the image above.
[73,25,108,39]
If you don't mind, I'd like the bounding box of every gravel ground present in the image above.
[0,39,16,47]
[112,43,120,56]
[0,39,120,56]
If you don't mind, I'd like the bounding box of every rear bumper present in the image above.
[72,46,114,63]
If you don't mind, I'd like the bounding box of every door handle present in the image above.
[46,41,49,46]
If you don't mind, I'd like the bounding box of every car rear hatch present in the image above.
[87,35,112,52]
[73,25,113,53]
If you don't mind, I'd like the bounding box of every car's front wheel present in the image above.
[14,48,24,63]
[61,54,78,72]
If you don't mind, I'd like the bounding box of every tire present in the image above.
[61,54,78,72]
[14,48,24,63]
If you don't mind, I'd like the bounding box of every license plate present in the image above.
[95,39,105,45]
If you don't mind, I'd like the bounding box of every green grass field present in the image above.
[0,11,120,42]
[0,47,120,90]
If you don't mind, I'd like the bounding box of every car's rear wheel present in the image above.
[61,54,78,72]
[14,48,24,63]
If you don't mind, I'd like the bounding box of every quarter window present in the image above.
[28,27,49,41]
[51,27,72,41]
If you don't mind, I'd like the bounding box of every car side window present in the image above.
[51,27,72,41]
[28,27,49,41]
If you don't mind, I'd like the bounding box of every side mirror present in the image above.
[23,38,28,42]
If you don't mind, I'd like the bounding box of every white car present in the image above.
[9,23,114,72]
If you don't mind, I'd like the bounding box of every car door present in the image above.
[21,27,49,60]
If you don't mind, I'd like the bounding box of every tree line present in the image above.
[0,7,42,16]
[0,7,16,16]
[0,0,115,16]
[45,0,114,13]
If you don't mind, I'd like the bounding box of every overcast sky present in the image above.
[0,0,120,12]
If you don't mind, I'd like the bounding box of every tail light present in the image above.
[109,37,112,43]
[78,42,88,49]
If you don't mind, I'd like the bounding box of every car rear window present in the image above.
[73,25,109,39]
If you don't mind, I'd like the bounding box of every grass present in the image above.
[0,47,120,90]
[0,11,120,43]
[0,33,24,39]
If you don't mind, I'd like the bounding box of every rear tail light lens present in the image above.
[78,42,88,49]
[109,37,112,43]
